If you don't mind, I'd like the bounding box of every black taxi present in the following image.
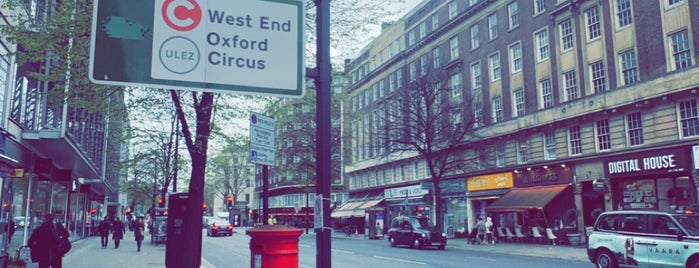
[386,215,447,250]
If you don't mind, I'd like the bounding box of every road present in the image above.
[201,229,594,268]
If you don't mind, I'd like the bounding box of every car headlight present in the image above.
[442,233,447,237]
[421,233,426,238]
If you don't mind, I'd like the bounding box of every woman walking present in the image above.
[134,217,145,252]
[112,218,125,249]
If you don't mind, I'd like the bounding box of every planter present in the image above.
[567,233,583,246]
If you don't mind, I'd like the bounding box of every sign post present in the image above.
[90,0,304,97]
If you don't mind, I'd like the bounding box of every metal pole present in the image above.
[22,174,33,245]
[315,0,331,267]
[262,165,269,225]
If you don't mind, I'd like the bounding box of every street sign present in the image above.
[249,112,275,166]
[314,194,323,229]
[89,0,304,97]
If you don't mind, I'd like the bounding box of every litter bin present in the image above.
[246,225,303,268]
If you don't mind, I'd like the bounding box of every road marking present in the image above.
[300,265,312,268]
[332,249,355,254]
[373,255,426,265]
[299,244,312,248]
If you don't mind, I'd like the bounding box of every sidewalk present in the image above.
[61,235,214,268]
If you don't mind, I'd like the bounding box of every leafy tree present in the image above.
[368,69,490,231]
[207,135,254,214]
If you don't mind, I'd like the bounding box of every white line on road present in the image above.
[299,244,312,248]
[332,249,356,254]
[373,255,426,265]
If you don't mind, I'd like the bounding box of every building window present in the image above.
[616,0,632,27]
[449,1,457,20]
[568,126,582,155]
[670,30,692,70]
[495,143,505,167]
[450,37,459,60]
[590,61,606,94]
[420,55,427,76]
[474,101,483,128]
[379,80,385,98]
[432,14,439,30]
[509,42,522,74]
[513,89,524,117]
[432,47,441,69]
[488,13,498,39]
[620,49,639,85]
[508,2,519,29]
[560,19,574,51]
[492,96,503,123]
[409,61,417,82]
[450,73,462,97]
[596,119,611,151]
[489,52,501,81]
[544,131,556,160]
[470,0,478,6]
[679,99,699,137]
[408,31,416,46]
[389,73,396,91]
[517,137,528,164]
[540,79,553,108]
[0,50,8,120]
[586,6,601,40]
[563,71,578,101]
[534,0,545,14]
[627,112,644,146]
[535,29,549,62]
[471,61,482,89]
[419,21,427,39]
[668,0,682,6]
[470,24,480,49]
[397,69,404,88]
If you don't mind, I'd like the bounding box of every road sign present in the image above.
[89,0,304,97]
[249,112,275,166]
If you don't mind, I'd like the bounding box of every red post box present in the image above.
[246,225,304,268]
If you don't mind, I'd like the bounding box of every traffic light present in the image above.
[158,197,164,207]
[227,195,233,210]
[91,208,97,214]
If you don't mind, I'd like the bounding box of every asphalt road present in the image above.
[201,230,594,268]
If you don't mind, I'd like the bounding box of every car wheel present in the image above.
[389,237,396,247]
[412,238,421,249]
[595,249,618,268]
[688,256,699,268]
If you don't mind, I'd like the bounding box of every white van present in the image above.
[587,210,699,268]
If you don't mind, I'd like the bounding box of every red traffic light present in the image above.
[227,195,233,202]
[91,208,97,214]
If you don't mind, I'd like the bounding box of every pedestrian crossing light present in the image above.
[227,195,234,210]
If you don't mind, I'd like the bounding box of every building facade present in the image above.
[0,0,126,258]
[342,0,699,241]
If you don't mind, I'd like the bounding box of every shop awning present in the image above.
[330,201,366,218]
[358,199,384,210]
[487,184,571,212]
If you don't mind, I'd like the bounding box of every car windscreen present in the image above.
[674,214,699,236]
[410,217,434,229]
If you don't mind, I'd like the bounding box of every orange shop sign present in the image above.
[467,172,513,191]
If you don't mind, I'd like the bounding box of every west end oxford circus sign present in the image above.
[89,0,304,97]
[604,148,690,178]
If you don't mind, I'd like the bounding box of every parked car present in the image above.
[207,218,233,237]
[587,210,699,268]
[387,216,446,249]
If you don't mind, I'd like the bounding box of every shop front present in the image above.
[440,179,466,238]
[603,147,696,212]
[466,172,513,235]
[487,165,576,240]
[384,184,430,226]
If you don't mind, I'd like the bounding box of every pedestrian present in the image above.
[112,218,125,249]
[375,222,382,239]
[98,216,111,248]
[133,217,145,252]
[28,214,70,268]
[267,215,276,225]
[485,217,495,244]
[475,217,486,244]
[7,219,15,243]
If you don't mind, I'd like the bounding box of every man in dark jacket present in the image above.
[28,215,69,268]
[98,216,111,248]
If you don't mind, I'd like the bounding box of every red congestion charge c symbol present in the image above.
[162,0,202,32]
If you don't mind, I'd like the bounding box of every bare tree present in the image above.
[370,69,489,231]
[208,136,253,213]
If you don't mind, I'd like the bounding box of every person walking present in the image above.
[28,214,70,268]
[112,218,125,249]
[475,217,486,244]
[98,216,111,248]
[485,217,495,244]
[133,217,145,252]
